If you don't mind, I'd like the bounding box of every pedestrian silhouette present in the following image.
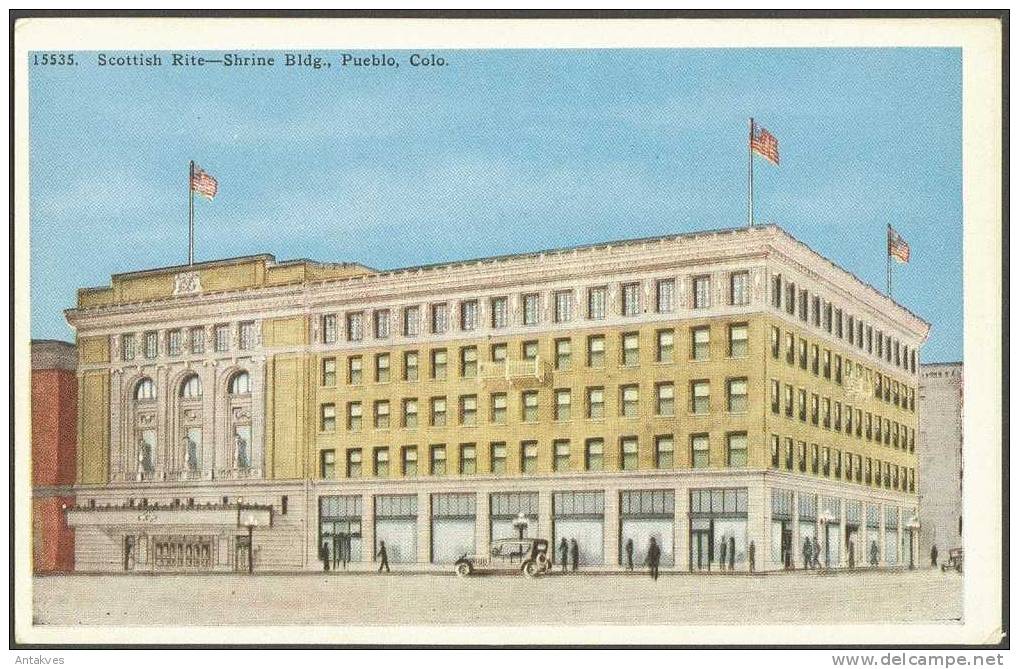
[728,536,735,571]
[625,538,634,571]
[570,538,579,572]
[848,539,855,569]
[748,540,756,573]
[930,544,938,568]
[646,537,661,581]
[720,536,728,572]
[870,540,879,567]
[320,542,331,572]
[376,540,390,573]
[812,537,822,569]
[803,537,812,570]
[559,537,569,573]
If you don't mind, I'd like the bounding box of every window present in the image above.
[587,286,607,319]
[785,283,796,315]
[785,332,795,365]
[374,448,389,477]
[179,375,202,399]
[374,400,390,429]
[691,434,710,468]
[490,393,507,423]
[585,439,604,471]
[430,303,448,334]
[403,306,420,337]
[798,441,808,473]
[656,279,676,313]
[522,340,538,362]
[810,344,819,375]
[656,329,674,363]
[521,391,539,422]
[834,449,842,478]
[402,398,418,428]
[726,433,748,468]
[430,445,446,476]
[811,443,820,474]
[522,293,540,325]
[490,297,508,328]
[462,443,476,474]
[431,349,448,380]
[812,296,821,326]
[375,353,390,383]
[811,394,819,425]
[693,275,711,308]
[784,384,794,418]
[823,350,831,379]
[238,321,256,350]
[554,290,574,323]
[403,351,419,381]
[835,308,844,338]
[460,346,478,378]
[621,332,640,366]
[655,436,675,469]
[655,382,675,416]
[622,282,641,316]
[554,440,571,472]
[822,398,831,429]
[348,356,363,385]
[490,343,507,364]
[133,377,156,400]
[690,380,710,414]
[403,447,418,477]
[798,338,808,369]
[620,385,639,418]
[834,355,843,384]
[586,387,605,419]
[459,300,478,332]
[430,397,447,427]
[143,331,158,358]
[823,447,831,477]
[320,450,335,479]
[346,449,362,478]
[798,289,809,322]
[784,438,794,470]
[189,327,205,354]
[772,274,783,308]
[730,271,750,306]
[824,303,833,333]
[346,312,364,342]
[322,314,339,344]
[320,404,336,432]
[727,378,748,413]
[554,338,572,370]
[587,335,606,367]
[521,441,538,473]
[374,309,391,339]
[122,334,137,361]
[460,395,478,426]
[168,330,182,356]
[621,437,639,470]
[490,442,507,474]
[322,357,337,386]
[554,389,571,421]
[691,326,710,360]
[460,444,477,475]
[728,323,749,357]
[228,371,250,395]
[770,435,780,468]
[770,379,780,414]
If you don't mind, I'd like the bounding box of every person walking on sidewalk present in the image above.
[803,537,812,570]
[570,538,579,572]
[625,538,634,571]
[748,541,756,573]
[870,540,879,567]
[930,544,938,568]
[376,540,390,573]
[559,537,569,573]
[645,537,661,581]
[728,536,735,572]
[720,537,728,572]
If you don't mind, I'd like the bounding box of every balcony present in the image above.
[478,358,548,388]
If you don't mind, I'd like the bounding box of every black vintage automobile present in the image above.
[454,538,552,577]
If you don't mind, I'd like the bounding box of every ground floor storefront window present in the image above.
[375,494,417,563]
[845,500,862,567]
[821,496,842,568]
[553,491,605,566]
[490,492,539,541]
[619,489,675,568]
[771,489,794,569]
[798,493,817,569]
[866,504,881,566]
[431,493,476,564]
[689,488,748,571]
[885,506,900,566]
[319,495,362,569]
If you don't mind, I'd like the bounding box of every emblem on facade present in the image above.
[173,271,202,296]
[137,511,158,522]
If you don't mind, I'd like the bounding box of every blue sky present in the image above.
[29,48,962,361]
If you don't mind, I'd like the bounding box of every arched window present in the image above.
[134,377,156,400]
[179,374,202,399]
[228,371,250,395]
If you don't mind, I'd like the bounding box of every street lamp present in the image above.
[238,505,260,574]
[906,514,921,570]
[512,512,529,540]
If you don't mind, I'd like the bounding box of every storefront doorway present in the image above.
[690,520,712,571]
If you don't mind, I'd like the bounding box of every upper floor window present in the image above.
[691,326,710,361]
[403,306,420,337]
[730,271,750,306]
[321,357,337,386]
[214,325,230,353]
[179,374,202,399]
[189,327,205,355]
[228,371,251,395]
[374,310,391,339]
[587,286,607,320]
[656,329,675,363]
[459,300,478,332]
[587,335,605,367]
[144,331,158,359]
[134,377,156,400]
[239,321,256,350]
[168,330,183,356]
[692,276,711,309]
[490,297,508,329]
[322,314,338,344]
[431,303,448,334]
[771,274,783,308]
[656,279,675,313]
[728,324,748,357]
[621,332,640,366]
[522,293,540,326]
[346,312,364,342]
[621,282,641,316]
[554,290,573,323]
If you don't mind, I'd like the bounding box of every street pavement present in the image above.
[33,568,962,627]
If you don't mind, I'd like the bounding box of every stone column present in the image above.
[475,491,491,558]
[109,369,123,480]
[750,480,769,572]
[417,491,431,564]
[361,492,375,566]
[250,357,267,477]
[603,487,620,567]
[674,484,689,571]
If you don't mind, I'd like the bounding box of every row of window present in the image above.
[120,322,257,362]
[771,274,917,375]
[771,326,916,413]
[320,378,750,432]
[131,371,251,401]
[318,432,749,479]
[320,324,750,387]
[769,434,916,493]
[319,272,752,344]
[769,380,916,453]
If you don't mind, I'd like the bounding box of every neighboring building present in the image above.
[918,362,963,563]
[63,224,928,573]
[32,339,78,573]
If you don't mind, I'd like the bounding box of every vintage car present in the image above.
[941,547,963,573]
[454,538,552,577]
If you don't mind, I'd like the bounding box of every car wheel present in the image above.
[523,561,540,578]
[455,561,473,577]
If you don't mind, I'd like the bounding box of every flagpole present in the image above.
[748,117,754,227]
[886,224,892,297]
[188,160,195,266]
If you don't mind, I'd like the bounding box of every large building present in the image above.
[32,340,78,573]
[918,362,963,564]
[63,224,928,573]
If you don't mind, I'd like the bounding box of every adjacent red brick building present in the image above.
[32,339,77,573]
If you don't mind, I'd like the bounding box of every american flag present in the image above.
[888,226,911,264]
[750,121,780,165]
[190,165,218,200]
